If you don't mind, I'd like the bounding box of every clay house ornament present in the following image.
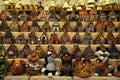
[38,32,48,44]
[72,32,81,44]
[108,11,118,22]
[21,21,29,32]
[30,20,41,32]
[19,44,31,58]
[74,19,84,32]
[10,20,20,32]
[0,20,9,31]
[7,44,18,58]
[19,11,27,21]
[52,21,60,32]
[85,21,95,32]
[50,32,60,44]
[28,32,38,44]
[0,44,6,56]
[95,19,105,32]
[105,31,115,44]
[16,33,27,44]
[83,32,93,44]
[42,21,51,32]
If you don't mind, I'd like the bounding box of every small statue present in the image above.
[50,32,59,44]
[60,31,71,44]
[59,8,67,21]
[68,10,78,21]
[105,21,115,32]
[98,11,106,22]
[105,31,115,44]
[116,32,120,44]
[74,20,84,32]
[28,32,38,44]
[52,21,60,32]
[0,20,9,31]
[30,20,41,32]
[7,44,18,58]
[16,33,27,44]
[42,21,51,32]
[95,19,105,32]
[79,10,88,22]
[30,11,38,21]
[0,10,7,20]
[85,21,95,32]
[8,59,26,75]
[10,11,19,21]
[108,11,117,22]
[21,21,29,32]
[35,44,44,58]
[72,32,81,44]
[10,20,20,32]
[20,12,27,21]
[59,45,68,58]
[89,10,97,21]
[38,10,47,21]
[20,44,31,58]
[26,50,42,76]
[83,32,92,44]
[0,44,6,56]
[38,32,48,44]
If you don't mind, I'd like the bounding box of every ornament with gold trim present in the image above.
[50,32,59,44]
[0,20,9,31]
[16,33,27,44]
[28,32,38,44]
[85,21,95,32]
[21,21,29,32]
[83,32,92,44]
[42,21,51,32]
[52,21,60,32]
[38,32,48,44]
[30,20,41,32]
[72,32,81,44]
[0,44,6,56]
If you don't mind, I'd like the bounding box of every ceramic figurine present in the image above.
[73,57,92,78]
[95,19,105,32]
[47,45,56,55]
[42,21,51,32]
[38,10,47,21]
[72,45,82,59]
[30,11,38,21]
[105,31,115,44]
[85,21,95,32]
[93,32,105,44]
[89,10,97,21]
[107,42,120,59]
[8,59,26,75]
[30,20,41,32]
[50,32,59,44]
[28,32,38,44]
[60,52,73,76]
[24,4,29,11]
[52,21,60,32]
[0,44,6,56]
[83,45,94,59]
[4,29,15,44]
[79,10,88,22]
[74,19,84,32]
[35,44,44,58]
[108,11,117,22]
[94,46,111,76]
[59,45,68,58]
[41,51,59,77]
[7,44,18,58]
[105,21,115,32]
[0,10,6,20]
[68,10,78,21]
[59,8,67,21]
[116,32,120,44]
[20,12,27,21]
[0,54,8,79]
[21,21,29,32]
[60,31,71,44]
[38,32,48,44]
[20,44,31,58]
[83,32,92,44]
[61,20,73,32]
[98,11,106,22]
[72,32,81,44]
[10,20,20,32]
[16,33,27,44]
[10,11,19,21]
[0,20,9,31]
[26,50,42,76]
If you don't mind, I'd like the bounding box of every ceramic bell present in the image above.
[79,10,88,22]
[105,21,115,32]
[89,10,97,21]
[74,20,84,32]
[38,10,47,21]
[85,21,95,32]
[38,32,48,44]
[59,8,67,21]
[108,11,117,22]
[61,20,72,32]
[83,45,94,59]
[60,31,71,44]
[20,44,31,58]
[72,45,82,59]
[20,12,27,21]
[98,11,106,22]
[42,21,51,32]
[16,33,27,44]
[28,32,38,44]
[30,20,40,32]
[10,20,20,32]
[59,45,68,58]
[107,42,120,59]
[0,44,6,56]
[0,20,9,31]
[7,44,18,58]
[95,19,105,32]
[21,21,29,32]
[83,32,92,44]
[116,32,120,44]
[4,29,15,44]
[35,44,44,58]
[93,32,105,44]
[72,32,81,44]
[50,32,59,44]
[52,21,60,32]
[105,31,115,44]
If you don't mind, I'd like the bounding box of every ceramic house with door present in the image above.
[10,20,20,32]
[21,21,29,32]
[108,11,117,22]
[42,21,51,32]
[38,32,48,44]
[35,44,44,58]
[85,21,95,32]
[74,20,84,32]
[105,21,115,32]
[105,31,115,44]
[7,44,18,58]
[16,33,27,44]
[30,20,40,32]
[0,20,9,31]
[0,44,6,56]
[83,32,92,44]
[20,44,31,58]
[4,29,15,44]
[50,32,59,44]
[28,32,38,44]
[52,21,60,32]
[72,32,81,44]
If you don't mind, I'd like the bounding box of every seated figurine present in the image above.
[35,44,44,58]
[38,10,47,21]
[89,10,97,21]
[98,11,106,22]
[79,10,88,22]
[108,11,117,22]
[59,44,68,58]
[68,10,78,21]
[59,8,67,21]
[48,12,59,21]
[50,32,59,44]
[20,12,27,21]
[30,11,38,21]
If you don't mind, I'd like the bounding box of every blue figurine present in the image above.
[59,45,68,58]
[83,32,92,44]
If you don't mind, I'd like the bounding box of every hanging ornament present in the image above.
[95,19,105,32]
[105,21,115,32]
[21,21,29,32]
[59,44,68,58]
[30,20,41,32]
[28,32,38,44]
[52,21,60,32]
[38,32,48,44]
[85,21,95,32]
[74,19,84,32]
[0,44,6,56]
[16,33,27,44]
[105,31,115,44]
[72,32,81,44]
[50,32,59,44]
[83,32,92,44]
[20,12,27,21]
[0,20,9,31]
[10,20,20,32]
[42,21,51,32]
